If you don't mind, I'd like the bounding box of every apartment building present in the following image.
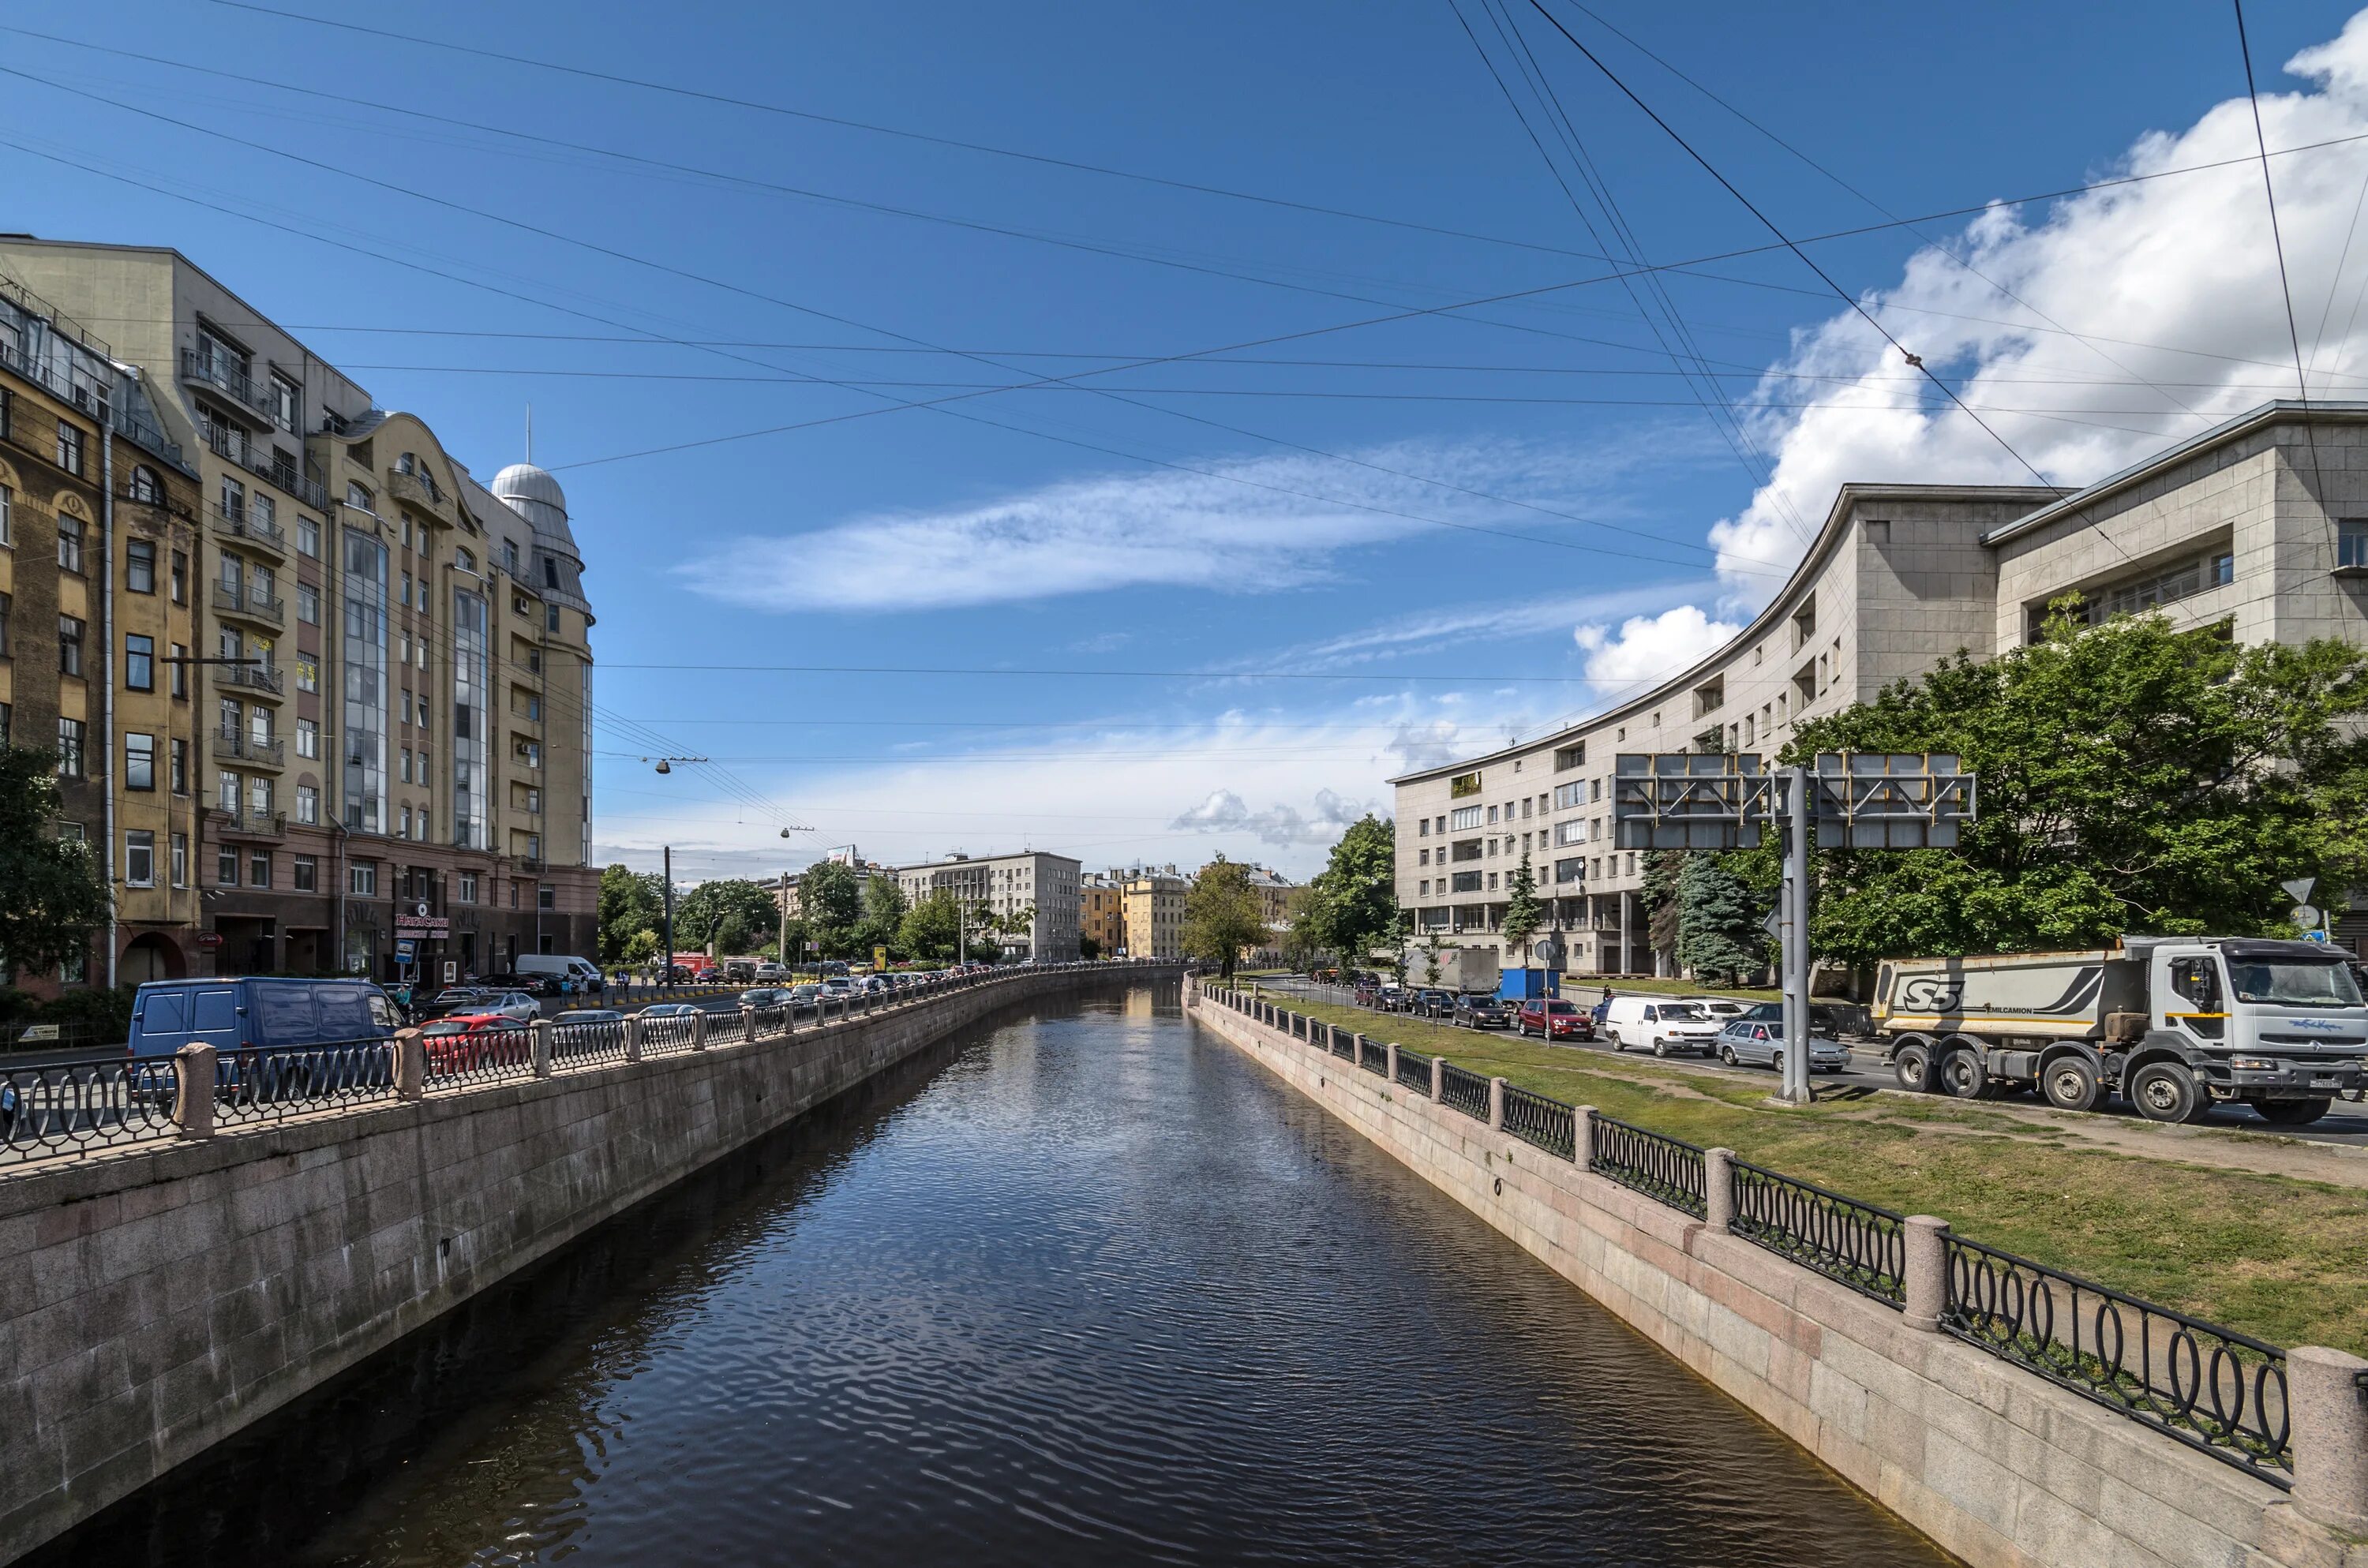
[0,271,205,993]
[1079,871,1125,957]
[0,239,598,985]
[893,850,1083,962]
[1393,402,2368,974]
[1120,866,1188,960]
[1241,863,1295,966]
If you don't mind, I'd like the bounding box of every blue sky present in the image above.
[10,1,2368,879]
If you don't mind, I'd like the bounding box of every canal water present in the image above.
[43,984,1952,1566]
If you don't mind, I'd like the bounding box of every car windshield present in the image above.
[2227,960,2364,1009]
[1544,1001,1576,1015]
[1658,1003,1708,1021]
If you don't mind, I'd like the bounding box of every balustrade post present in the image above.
[1573,1106,1596,1168]
[172,1043,217,1138]
[530,1020,553,1079]
[1351,1032,1369,1065]
[2291,1345,2368,1532]
[622,1016,644,1064]
[1429,1056,1444,1102]
[392,1030,425,1102]
[1488,1076,1506,1132]
[740,1004,758,1044]
[691,1011,710,1053]
[1902,1215,1950,1333]
[1385,1040,1399,1083]
[1703,1147,1736,1233]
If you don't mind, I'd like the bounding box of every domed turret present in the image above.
[493,461,568,522]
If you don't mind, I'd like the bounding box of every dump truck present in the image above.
[1407,944,1502,994]
[1873,937,2368,1125]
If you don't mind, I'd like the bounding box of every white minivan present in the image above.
[1599,995,1722,1058]
[516,953,605,993]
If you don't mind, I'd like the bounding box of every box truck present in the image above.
[1874,936,2368,1125]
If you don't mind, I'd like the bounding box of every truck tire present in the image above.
[1938,1041,1993,1099]
[2257,1097,2334,1128]
[2040,1055,2102,1114]
[1891,1036,1936,1093]
[2129,1061,2205,1124]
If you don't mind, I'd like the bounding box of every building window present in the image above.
[293,854,317,893]
[1448,770,1482,799]
[218,844,238,886]
[125,830,155,888]
[58,519,84,574]
[296,784,318,824]
[270,374,298,433]
[125,732,155,791]
[458,872,478,904]
[126,634,154,691]
[56,420,84,476]
[298,583,319,624]
[218,770,238,812]
[168,738,186,795]
[169,642,188,698]
[296,657,318,693]
[1793,595,1816,650]
[0,590,8,655]
[127,539,156,593]
[170,833,188,888]
[350,862,377,896]
[0,483,10,544]
[1449,805,1483,831]
[170,548,186,602]
[249,851,271,889]
[545,603,560,634]
[538,884,554,911]
[55,717,83,777]
[347,481,374,513]
[298,515,320,557]
[297,717,319,758]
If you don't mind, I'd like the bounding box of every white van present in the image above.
[1600,995,1722,1058]
[516,953,605,993]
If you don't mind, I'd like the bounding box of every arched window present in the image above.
[397,452,417,474]
[128,466,162,504]
[455,546,476,573]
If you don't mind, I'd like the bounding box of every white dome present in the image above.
[493,462,568,516]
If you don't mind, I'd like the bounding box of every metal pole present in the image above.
[778,870,789,964]
[662,844,675,994]
[1782,766,1812,1104]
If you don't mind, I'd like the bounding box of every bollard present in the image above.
[740,1004,758,1045]
[2291,1345,2368,1532]
[392,1030,425,1102]
[1573,1105,1597,1169]
[1488,1076,1506,1131]
[622,1016,643,1064]
[1386,1040,1399,1084]
[1902,1216,1950,1333]
[171,1042,217,1138]
[1703,1147,1736,1233]
[691,1011,710,1053]
[530,1020,553,1079]
[1429,1055,1444,1102]
[1351,1031,1369,1066]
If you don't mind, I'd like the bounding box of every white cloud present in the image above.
[676,436,1622,611]
[1170,785,1373,847]
[1572,604,1742,690]
[1272,579,1714,671]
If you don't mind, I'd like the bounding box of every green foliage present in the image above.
[1676,854,1766,985]
[673,878,781,956]
[0,748,111,979]
[1181,856,1272,979]
[798,861,863,932]
[620,928,660,965]
[1278,885,1324,970]
[1079,934,1101,961]
[1641,850,1682,956]
[1775,608,2368,964]
[596,864,665,965]
[1501,851,1542,967]
[897,888,965,963]
[1302,814,1397,962]
[858,876,910,959]
[1422,932,1444,988]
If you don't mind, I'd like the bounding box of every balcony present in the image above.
[180,348,274,423]
[210,582,286,631]
[385,468,455,523]
[202,424,329,511]
[213,727,287,769]
[212,806,287,840]
[205,499,290,557]
[210,660,284,699]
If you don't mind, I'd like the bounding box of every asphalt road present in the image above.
[1249,975,2368,1151]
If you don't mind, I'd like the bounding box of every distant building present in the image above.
[768,858,887,920]
[1241,864,1295,966]
[1080,872,1126,956]
[893,851,1081,963]
[1118,864,1188,960]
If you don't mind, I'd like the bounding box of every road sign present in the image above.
[196,931,223,949]
[395,939,417,961]
[2305,929,2332,944]
[1812,753,1975,848]
[2293,905,2323,930]
[1612,751,1973,849]
[1612,752,1770,849]
[2284,878,2318,905]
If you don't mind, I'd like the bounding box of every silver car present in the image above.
[485,990,541,1023]
[1717,1009,1852,1073]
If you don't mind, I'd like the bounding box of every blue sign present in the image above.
[395,939,417,961]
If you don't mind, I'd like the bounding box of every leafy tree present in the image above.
[596,864,665,965]
[1501,852,1542,970]
[897,889,965,963]
[0,748,110,980]
[1079,934,1101,960]
[620,928,660,966]
[1640,851,1682,971]
[1676,854,1766,985]
[1771,607,2368,965]
[1387,909,1412,982]
[1421,932,1444,988]
[796,862,864,956]
[673,879,781,956]
[1278,885,1324,971]
[857,876,910,959]
[1181,857,1272,979]
[1303,814,1397,964]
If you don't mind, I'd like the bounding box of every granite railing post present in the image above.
[1488,1076,1506,1131]
[1902,1216,1950,1333]
[621,1016,643,1064]
[171,1043,216,1137]
[530,1020,553,1079]
[1429,1056,1444,1102]
[2291,1345,2368,1533]
[1703,1147,1737,1233]
[1573,1106,1596,1169]
[1351,1032,1369,1066]
[392,1031,425,1102]
[691,1011,710,1053]
[740,1004,758,1044]
[1386,1040,1399,1083]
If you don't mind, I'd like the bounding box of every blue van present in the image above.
[126,977,400,1061]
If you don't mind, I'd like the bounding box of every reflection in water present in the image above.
[42,982,1953,1566]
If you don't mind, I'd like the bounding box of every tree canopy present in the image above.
[596,865,665,965]
[673,878,781,956]
[1302,814,1396,963]
[1500,851,1542,967]
[0,748,110,979]
[1181,857,1272,979]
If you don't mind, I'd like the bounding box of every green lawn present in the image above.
[1246,990,2368,1357]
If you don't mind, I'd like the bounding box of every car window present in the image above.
[141,990,189,1037]
[250,985,317,1046]
[317,984,379,1039]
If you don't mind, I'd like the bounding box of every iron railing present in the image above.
[1438,1061,1490,1121]
[638,1012,699,1055]
[1501,1085,1576,1161]
[0,1056,179,1165]
[1730,1158,1907,1307]
[1357,1035,1388,1076]
[425,1026,533,1088]
[1589,1114,1707,1219]
[1394,1046,1433,1095]
[215,1039,395,1125]
[549,1018,627,1065]
[1943,1235,2291,1484]
[749,1005,790,1038]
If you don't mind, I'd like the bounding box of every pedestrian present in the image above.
[1599,983,1613,1006]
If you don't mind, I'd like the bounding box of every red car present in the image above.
[1516,998,1593,1042]
[419,1013,533,1075]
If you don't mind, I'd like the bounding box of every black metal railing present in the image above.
[1943,1235,2291,1484]
[1589,1114,1707,1219]
[1357,1036,1388,1076]
[1331,1028,1354,1062]
[425,1026,534,1088]
[1502,1085,1576,1161]
[639,1012,699,1054]
[1394,1046,1433,1095]
[0,1055,179,1166]
[750,1005,790,1038]
[1731,1158,1906,1307]
[550,1018,627,1065]
[1438,1061,1490,1121]
[215,1039,395,1124]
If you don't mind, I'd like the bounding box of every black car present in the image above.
[1453,994,1513,1029]
[1416,989,1458,1020]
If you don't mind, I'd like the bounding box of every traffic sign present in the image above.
[2284,878,2318,905]
[2292,905,2323,930]
[2305,929,2332,944]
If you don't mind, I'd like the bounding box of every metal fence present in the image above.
[550,1018,628,1066]
[1394,1046,1433,1095]
[1501,1084,1576,1161]
[0,1055,179,1166]
[1437,1060,1491,1121]
[215,1039,397,1125]
[426,1026,534,1088]
[1943,1235,2291,1484]
[1730,1158,1906,1308]
[1588,1114,1707,1219]
[1356,1035,1388,1076]
[638,1013,699,1055]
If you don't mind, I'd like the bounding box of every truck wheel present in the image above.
[1609,1031,1624,1053]
[2040,1056,2102,1114]
[1938,1045,1991,1100]
[1651,1038,1669,1058]
[1891,1038,1935,1094]
[2129,1061,2205,1124]
[2257,1098,2334,1128]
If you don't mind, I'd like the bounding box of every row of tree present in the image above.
[597,863,1025,968]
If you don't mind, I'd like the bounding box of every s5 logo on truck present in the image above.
[1898,979,1964,1011]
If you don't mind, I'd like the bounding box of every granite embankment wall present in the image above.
[0,964,1177,1562]
[1190,984,2367,1568]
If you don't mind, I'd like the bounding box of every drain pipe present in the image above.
[102,408,118,990]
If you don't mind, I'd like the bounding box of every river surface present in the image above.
[41,983,1952,1566]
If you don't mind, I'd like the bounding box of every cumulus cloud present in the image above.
[1572,604,1742,690]
[1171,786,1373,847]
[676,436,1617,611]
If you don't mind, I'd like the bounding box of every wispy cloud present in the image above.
[1268,579,1714,672]
[1170,786,1374,848]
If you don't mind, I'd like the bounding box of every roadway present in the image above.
[1248,975,2368,1150]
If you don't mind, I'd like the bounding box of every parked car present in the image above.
[550,1009,625,1027]
[478,971,554,997]
[1515,998,1592,1041]
[418,986,495,1020]
[418,1013,530,1074]
[1679,995,1752,1020]
[754,963,792,983]
[639,1002,702,1020]
[1453,994,1514,1029]
[477,991,541,1024]
[1600,996,1722,1057]
[786,983,823,1006]
[739,987,796,1008]
[125,975,400,1061]
[1414,988,1457,1019]
[516,954,605,994]
[1718,1006,1853,1073]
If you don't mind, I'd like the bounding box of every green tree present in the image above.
[1078,933,1101,960]
[1181,857,1272,979]
[0,749,110,979]
[673,879,781,956]
[1304,814,1396,964]
[1640,851,1682,971]
[897,889,965,963]
[596,863,664,965]
[620,928,661,965]
[797,862,864,956]
[1421,932,1444,988]
[1775,607,2368,965]
[1278,885,1324,971]
[857,876,910,960]
[1501,851,1542,971]
[1676,854,1766,985]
